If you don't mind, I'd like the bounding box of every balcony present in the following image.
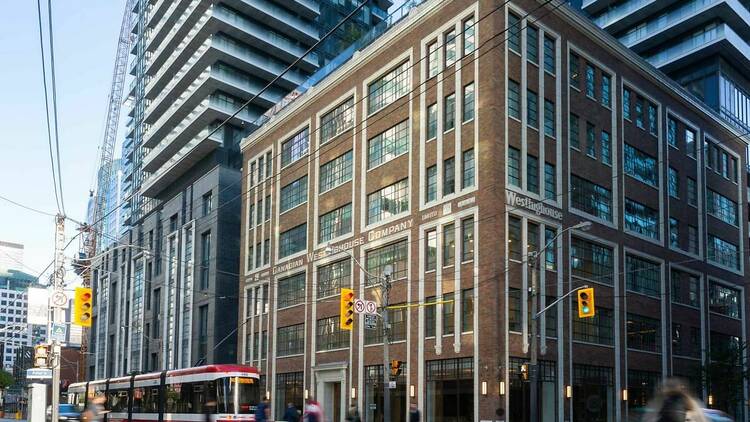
[145,0,171,29]
[146,0,208,77]
[228,0,319,44]
[140,127,224,197]
[644,23,750,73]
[619,0,750,52]
[142,94,257,169]
[146,0,190,52]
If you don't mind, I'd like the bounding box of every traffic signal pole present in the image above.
[381,267,392,422]
[51,214,66,422]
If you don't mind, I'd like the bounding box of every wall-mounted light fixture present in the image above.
[708,394,714,406]
[622,389,628,401]
[410,385,416,398]
[304,389,309,400]
[565,385,572,399]
[499,381,506,396]
[351,387,357,399]
[481,381,488,396]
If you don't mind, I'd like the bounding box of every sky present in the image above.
[0,2,123,281]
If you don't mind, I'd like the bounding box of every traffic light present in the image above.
[390,360,403,377]
[73,287,93,327]
[577,287,595,318]
[33,345,49,368]
[339,288,355,330]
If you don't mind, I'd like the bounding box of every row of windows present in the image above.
[507,147,556,200]
[424,218,477,271]
[248,151,273,187]
[668,217,699,255]
[426,83,475,139]
[623,88,658,136]
[706,188,738,226]
[624,198,659,240]
[704,139,739,183]
[427,16,475,78]
[508,13,556,75]
[666,116,697,157]
[507,79,556,138]
[624,143,657,187]
[570,175,612,222]
[425,149,475,202]
[570,52,611,108]
[507,216,557,270]
[424,289,475,336]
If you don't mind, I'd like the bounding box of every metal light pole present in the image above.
[381,264,393,422]
[527,221,591,422]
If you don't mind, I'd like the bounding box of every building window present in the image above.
[600,130,611,165]
[543,36,555,74]
[367,179,409,224]
[318,203,352,242]
[425,165,437,202]
[277,272,306,309]
[545,227,557,270]
[623,88,631,120]
[263,239,270,265]
[444,93,456,131]
[425,295,436,337]
[570,175,612,221]
[709,282,740,318]
[508,13,521,54]
[443,157,455,195]
[601,73,611,107]
[544,162,556,201]
[274,372,303,420]
[426,230,437,271]
[585,64,595,98]
[264,195,270,221]
[667,118,677,147]
[707,235,739,270]
[320,97,354,144]
[317,316,349,351]
[440,291,455,335]
[527,155,539,194]
[624,198,659,239]
[508,79,521,119]
[624,143,658,187]
[319,150,353,194]
[365,306,407,344]
[508,147,521,187]
[569,113,580,149]
[200,231,211,290]
[671,269,699,307]
[365,239,408,286]
[462,288,474,332]
[463,17,475,55]
[201,192,213,217]
[706,189,738,225]
[688,225,698,254]
[526,25,538,63]
[461,149,475,189]
[569,52,580,89]
[527,89,538,128]
[443,224,455,267]
[426,103,437,140]
[635,99,644,128]
[687,177,697,206]
[278,224,307,258]
[427,41,438,79]
[444,29,456,68]
[586,122,596,157]
[626,255,660,297]
[463,83,475,122]
[685,128,696,157]
[368,120,409,169]
[627,314,661,352]
[198,305,209,357]
[508,216,522,261]
[573,304,613,345]
[368,61,410,114]
[571,237,613,285]
[544,99,555,137]
[425,358,474,421]
[669,218,679,249]
[281,128,309,167]
[318,258,350,299]
[276,324,304,356]
[668,167,679,198]
[648,104,657,135]
[280,176,308,213]
[462,217,474,262]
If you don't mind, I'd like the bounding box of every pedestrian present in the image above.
[345,404,361,422]
[409,403,421,422]
[255,398,270,422]
[303,397,323,422]
[283,402,300,422]
[81,394,106,422]
[644,378,707,422]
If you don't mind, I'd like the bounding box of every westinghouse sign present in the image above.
[506,190,562,220]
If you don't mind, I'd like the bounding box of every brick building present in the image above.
[238,0,750,420]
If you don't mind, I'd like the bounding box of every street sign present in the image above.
[50,323,67,343]
[354,299,366,314]
[365,301,377,314]
[388,381,396,389]
[51,291,69,309]
[26,368,52,380]
[364,314,377,329]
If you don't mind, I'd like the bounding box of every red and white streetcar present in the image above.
[68,364,261,421]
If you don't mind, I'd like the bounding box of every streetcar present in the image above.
[68,364,260,421]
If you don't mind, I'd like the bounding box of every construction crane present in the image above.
[74,0,135,380]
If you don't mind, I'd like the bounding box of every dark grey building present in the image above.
[572,0,750,134]
[88,0,390,379]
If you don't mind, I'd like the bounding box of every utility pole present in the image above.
[528,252,539,422]
[381,264,393,422]
[50,214,66,422]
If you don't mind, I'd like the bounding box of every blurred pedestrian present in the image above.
[409,403,420,422]
[345,403,361,422]
[645,379,707,422]
[255,398,270,422]
[303,397,323,422]
[283,402,300,422]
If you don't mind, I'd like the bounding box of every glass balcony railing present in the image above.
[619,0,724,46]
[645,23,726,68]
[591,0,654,28]
[149,0,202,67]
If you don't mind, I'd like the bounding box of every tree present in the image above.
[0,370,13,390]
[700,340,749,419]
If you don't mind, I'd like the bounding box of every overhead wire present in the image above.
[46,0,66,215]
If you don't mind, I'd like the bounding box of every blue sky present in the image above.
[0,2,122,278]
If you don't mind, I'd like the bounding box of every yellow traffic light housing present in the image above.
[577,287,595,318]
[73,287,93,327]
[390,360,403,377]
[340,288,355,330]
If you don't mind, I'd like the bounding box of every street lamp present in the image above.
[528,221,591,422]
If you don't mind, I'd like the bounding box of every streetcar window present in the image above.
[217,377,259,414]
[106,388,129,412]
[142,387,159,413]
[132,387,144,413]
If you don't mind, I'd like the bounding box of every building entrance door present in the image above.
[313,361,347,422]
[323,381,342,422]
